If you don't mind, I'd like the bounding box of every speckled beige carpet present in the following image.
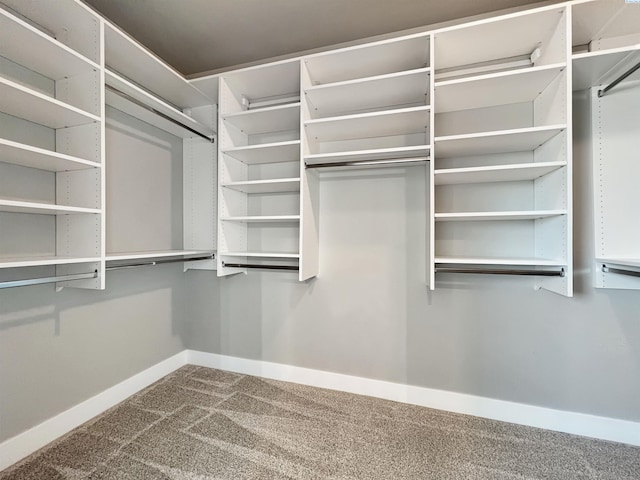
[2,365,639,479]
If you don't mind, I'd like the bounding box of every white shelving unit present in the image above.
[0,0,104,290]
[432,4,572,296]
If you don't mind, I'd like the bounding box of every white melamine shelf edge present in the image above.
[221,178,301,194]
[596,258,640,269]
[222,140,300,153]
[434,257,565,266]
[0,199,101,215]
[435,124,567,143]
[106,250,214,261]
[307,67,431,91]
[305,105,430,126]
[220,252,300,259]
[105,70,214,138]
[434,161,566,184]
[222,102,301,120]
[0,8,101,79]
[572,45,640,61]
[434,210,567,221]
[305,145,431,161]
[0,139,101,172]
[0,256,101,269]
[220,215,300,223]
[434,62,566,87]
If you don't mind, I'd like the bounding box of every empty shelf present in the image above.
[0,139,100,172]
[434,256,565,266]
[220,252,300,259]
[0,77,100,129]
[106,250,213,261]
[435,63,566,113]
[434,161,565,185]
[0,255,101,269]
[0,199,101,215]
[435,125,566,158]
[435,210,566,222]
[222,103,300,135]
[222,140,300,165]
[222,178,300,194]
[304,106,430,142]
[305,68,430,118]
[220,215,300,223]
[305,145,430,165]
[573,46,640,90]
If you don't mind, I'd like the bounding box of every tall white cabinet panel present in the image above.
[432,5,573,296]
[0,0,105,289]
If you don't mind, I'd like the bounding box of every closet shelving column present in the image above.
[0,0,105,289]
[571,0,640,289]
[216,60,311,278]
[101,22,217,271]
[431,5,573,296]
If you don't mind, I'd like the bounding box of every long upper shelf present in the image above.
[435,210,566,222]
[221,140,300,165]
[305,145,430,165]
[0,139,100,172]
[0,255,101,269]
[572,46,640,91]
[434,256,564,266]
[434,161,566,185]
[0,199,100,215]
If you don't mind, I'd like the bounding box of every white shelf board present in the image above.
[220,215,300,223]
[435,63,566,113]
[0,8,99,80]
[435,210,566,222]
[434,256,564,266]
[305,68,430,117]
[0,77,100,129]
[106,250,213,261]
[222,178,301,194]
[0,255,101,269]
[434,161,566,185]
[0,138,100,172]
[435,125,566,158]
[305,145,430,165]
[222,140,300,165]
[106,70,214,139]
[220,252,300,259]
[304,33,430,85]
[0,199,100,215]
[305,106,430,142]
[572,46,640,90]
[105,23,212,108]
[596,258,640,269]
[222,103,300,135]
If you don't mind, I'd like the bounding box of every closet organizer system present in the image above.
[0,0,638,297]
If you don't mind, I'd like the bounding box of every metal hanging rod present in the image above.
[435,266,565,277]
[0,271,98,290]
[105,84,215,143]
[602,265,640,278]
[222,262,299,271]
[106,254,215,271]
[305,156,429,169]
[598,61,640,97]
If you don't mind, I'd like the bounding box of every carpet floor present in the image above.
[1,366,639,479]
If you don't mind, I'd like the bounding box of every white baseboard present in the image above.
[187,350,640,447]
[0,351,188,472]
[3,349,639,473]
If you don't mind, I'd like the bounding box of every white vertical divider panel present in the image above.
[428,34,436,289]
[299,60,319,281]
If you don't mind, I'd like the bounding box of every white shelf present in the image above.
[0,199,100,215]
[0,255,101,269]
[305,145,430,165]
[435,210,566,222]
[596,258,640,269]
[220,215,300,223]
[106,250,213,261]
[305,68,430,117]
[0,139,100,172]
[572,46,640,91]
[222,178,300,194]
[435,125,566,158]
[434,161,565,185]
[435,256,564,266]
[105,23,211,108]
[105,70,214,139]
[304,106,430,142]
[222,103,300,135]
[0,8,100,80]
[0,76,100,129]
[435,63,566,113]
[222,140,300,165]
[220,252,300,259]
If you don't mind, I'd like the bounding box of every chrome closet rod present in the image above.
[435,267,565,277]
[0,271,98,290]
[602,265,640,278]
[598,61,640,97]
[105,84,214,143]
[222,262,299,271]
[305,156,429,169]
[106,254,215,271]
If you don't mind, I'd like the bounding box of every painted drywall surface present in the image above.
[183,90,640,423]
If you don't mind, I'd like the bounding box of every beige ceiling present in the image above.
[82,0,560,77]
